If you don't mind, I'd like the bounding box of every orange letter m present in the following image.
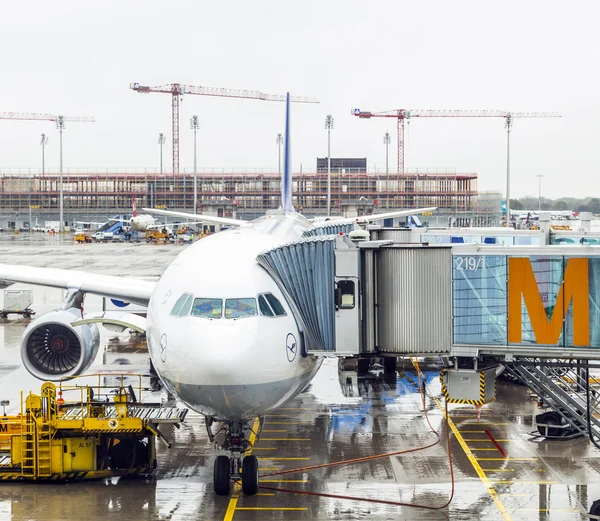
[508,257,589,346]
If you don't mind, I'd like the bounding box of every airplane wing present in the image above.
[142,208,247,227]
[310,207,437,227]
[0,264,155,306]
[354,207,437,224]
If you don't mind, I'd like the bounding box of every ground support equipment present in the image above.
[0,377,187,481]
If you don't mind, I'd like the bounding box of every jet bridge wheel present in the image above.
[214,455,231,496]
[241,455,259,495]
[536,411,567,438]
[590,499,600,517]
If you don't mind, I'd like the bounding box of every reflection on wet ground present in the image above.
[0,235,598,519]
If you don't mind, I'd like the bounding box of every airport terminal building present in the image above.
[0,165,501,229]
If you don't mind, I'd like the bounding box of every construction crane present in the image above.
[130,83,319,174]
[0,112,95,232]
[352,108,561,223]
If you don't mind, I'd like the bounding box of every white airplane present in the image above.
[0,95,435,496]
[130,195,156,231]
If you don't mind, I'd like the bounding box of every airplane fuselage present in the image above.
[130,214,156,231]
[146,212,321,420]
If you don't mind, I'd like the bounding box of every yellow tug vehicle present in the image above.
[0,376,187,481]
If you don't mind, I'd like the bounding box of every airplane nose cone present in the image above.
[186,320,258,384]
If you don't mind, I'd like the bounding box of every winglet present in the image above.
[282,92,294,213]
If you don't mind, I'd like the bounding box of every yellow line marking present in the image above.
[235,508,307,511]
[224,497,238,521]
[499,493,534,497]
[257,457,310,461]
[514,509,580,513]
[462,439,513,442]
[265,422,314,425]
[262,430,286,433]
[489,480,557,484]
[260,438,311,441]
[259,468,278,471]
[432,395,513,521]
[255,493,275,496]
[259,479,309,483]
[224,418,260,521]
[476,458,538,461]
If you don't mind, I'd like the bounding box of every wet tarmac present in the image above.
[0,233,598,520]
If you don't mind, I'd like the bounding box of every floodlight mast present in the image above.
[0,112,95,232]
[325,115,334,217]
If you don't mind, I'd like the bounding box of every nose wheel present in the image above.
[214,455,231,496]
[241,455,259,495]
[208,417,263,496]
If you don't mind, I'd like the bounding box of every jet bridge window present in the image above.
[258,293,287,317]
[225,298,258,319]
[192,298,223,319]
[336,280,356,309]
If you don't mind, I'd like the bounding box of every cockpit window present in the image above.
[170,293,191,316]
[225,298,258,319]
[192,298,223,319]
[258,293,287,317]
[265,294,286,316]
[179,294,194,316]
[258,295,274,316]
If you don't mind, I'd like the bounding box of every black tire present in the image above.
[357,358,370,377]
[214,455,231,496]
[590,499,600,517]
[383,356,397,375]
[536,411,565,438]
[109,439,148,469]
[242,455,259,495]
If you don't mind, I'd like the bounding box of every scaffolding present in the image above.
[0,169,479,219]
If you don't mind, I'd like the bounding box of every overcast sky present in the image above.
[0,1,598,199]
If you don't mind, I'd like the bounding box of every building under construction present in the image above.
[0,168,501,228]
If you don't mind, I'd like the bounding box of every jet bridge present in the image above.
[257,235,600,450]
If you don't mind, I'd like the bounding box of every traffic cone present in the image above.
[57,389,64,405]
[475,404,482,422]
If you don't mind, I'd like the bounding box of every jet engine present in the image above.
[21,308,100,380]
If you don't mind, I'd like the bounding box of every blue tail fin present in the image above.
[281,92,294,213]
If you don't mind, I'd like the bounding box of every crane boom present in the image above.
[130,82,318,174]
[0,112,94,122]
[352,108,560,172]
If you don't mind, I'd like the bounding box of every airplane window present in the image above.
[265,294,286,316]
[179,294,194,316]
[191,298,223,319]
[170,293,191,316]
[258,295,274,316]
[225,298,258,319]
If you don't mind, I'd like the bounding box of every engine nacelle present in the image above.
[21,308,100,381]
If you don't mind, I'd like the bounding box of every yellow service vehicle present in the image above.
[0,376,187,481]
[145,229,171,243]
[74,232,93,243]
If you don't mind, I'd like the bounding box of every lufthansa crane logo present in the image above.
[159,334,167,362]
[286,333,297,362]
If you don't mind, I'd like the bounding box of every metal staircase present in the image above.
[504,359,600,444]
[20,413,35,477]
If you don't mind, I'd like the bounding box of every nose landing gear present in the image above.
[206,417,262,496]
